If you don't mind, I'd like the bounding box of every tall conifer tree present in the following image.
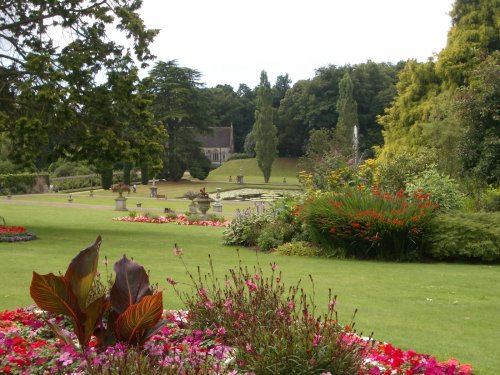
[253,71,278,183]
[335,73,358,157]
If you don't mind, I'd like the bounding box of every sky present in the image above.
[138,0,454,89]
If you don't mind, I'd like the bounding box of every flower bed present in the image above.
[113,214,231,227]
[0,225,36,242]
[0,306,473,374]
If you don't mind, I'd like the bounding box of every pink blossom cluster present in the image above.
[359,341,473,375]
[0,307,233,374]
[1,306,474,374]
[113,215,231,227]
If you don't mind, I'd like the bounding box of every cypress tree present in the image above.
[335,73,358,157]
[253,71,278,183]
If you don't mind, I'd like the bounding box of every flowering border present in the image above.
[0,306,473,374]
[112,214,231,227]
[0,225,37,243]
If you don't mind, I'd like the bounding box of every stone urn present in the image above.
[194,197,214,217]
[115,195,128,211]
[193,188,214,217]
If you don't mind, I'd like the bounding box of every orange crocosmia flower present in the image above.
[351,223,361,228]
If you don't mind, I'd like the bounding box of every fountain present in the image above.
[353,124,359,167]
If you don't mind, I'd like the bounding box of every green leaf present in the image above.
[65,235,102,311]
[110,255,152,314]
[115,292,163,344]
[30,272,81,321]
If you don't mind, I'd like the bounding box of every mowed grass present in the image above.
[205,157,301,184]
[8,178,301,214]
[0,202,499,374]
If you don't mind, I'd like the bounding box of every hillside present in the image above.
[205,158,300,184]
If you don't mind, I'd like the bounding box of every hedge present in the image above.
[425,211,500,262]
[0,173,49,195]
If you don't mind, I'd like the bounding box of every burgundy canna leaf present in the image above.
[115,292,163,345]
[110,255,152,314]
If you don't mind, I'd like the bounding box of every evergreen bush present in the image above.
[275,241,322,257]
[425,212,500,261]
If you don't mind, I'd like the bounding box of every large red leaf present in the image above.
[65,236,102,311]
[30,272,81,321]
[110,255,152,314]
[83,296,110,345]
[115,292,163,344]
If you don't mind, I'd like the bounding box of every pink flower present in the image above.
[312,334,322,346]
[245,279,257,292]
[172,243,183,256]
[328,299,336,311]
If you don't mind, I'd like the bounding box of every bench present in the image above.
[156,194,166,200]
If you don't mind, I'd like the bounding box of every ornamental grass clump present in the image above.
[170,256,365,374]
[301,187,438,261]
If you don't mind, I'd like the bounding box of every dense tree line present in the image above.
[0,0,496,188]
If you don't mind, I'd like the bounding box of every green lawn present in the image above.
[205,157,301,184]
[0,202,499,374]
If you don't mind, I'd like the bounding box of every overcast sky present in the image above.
[137,0,454,89]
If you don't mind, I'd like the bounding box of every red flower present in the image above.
[329,228,337,233]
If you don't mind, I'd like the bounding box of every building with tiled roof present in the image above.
[196,125,234,166]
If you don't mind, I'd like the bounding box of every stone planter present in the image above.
[115,196,128,211]
[188,201,198,214]
[194,197,214,217]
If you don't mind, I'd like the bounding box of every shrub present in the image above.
[49,160,93,177]
[226,153,251,161]
[171,258,364,374]
[483,188,500,212]
[377,152,435,192]
[425,212,500,262]
[0,173,49,195]
[223,196,308,250]
[186,213,225,223]
[301,187,438,261]
[188,153,211,180]
[276,241,322,257]
[256,225,284,251]
[405,167,465,211]
[222,208,271,246]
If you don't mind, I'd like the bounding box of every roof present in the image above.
[196,127,233,148]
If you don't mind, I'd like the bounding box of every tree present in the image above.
[272,74,292,108]
[335,73,358,157]
[437,0,500,87]
[456,51,500,185]
[206,84,255,152]
[0,0,158,170]
[253,71,278,183]
[146,61,213,181]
